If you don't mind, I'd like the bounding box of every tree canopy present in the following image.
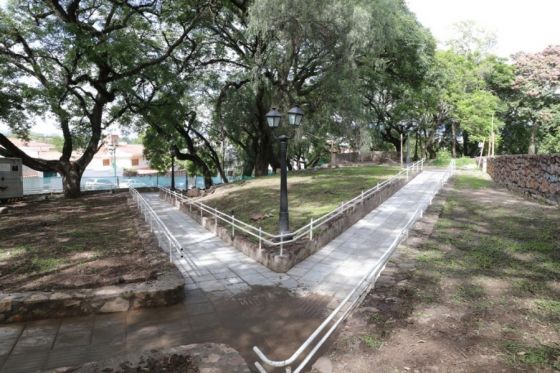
[1,1,558,195]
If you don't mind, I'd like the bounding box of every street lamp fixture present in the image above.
[287,106,304,126]
[265,106,304,238]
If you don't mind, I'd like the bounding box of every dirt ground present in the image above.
[318,171,560,372]
[0,191,171,292]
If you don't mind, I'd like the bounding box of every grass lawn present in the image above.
[322,170,560,371]
[199,164,401,234]
[0,192,169,292]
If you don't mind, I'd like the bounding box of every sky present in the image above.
[1,0,559,136]
[407,0,560,58]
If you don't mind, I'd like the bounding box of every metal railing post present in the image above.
[259,227,262,250]
[361,190,364,205]
[168,236,173,263]
[310,218,314,240]
[231,215,235,237]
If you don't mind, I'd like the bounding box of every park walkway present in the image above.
[0,170,449,373]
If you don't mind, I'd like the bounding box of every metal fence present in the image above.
[159,159,426,255]
[22,174,237,195]
[252,159,455,373]
[129,186,183,263]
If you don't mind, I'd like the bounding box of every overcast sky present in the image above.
[407,0,560,58]
[1,0,559,136]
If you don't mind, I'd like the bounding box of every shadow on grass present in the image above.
[0,192,166,292]
[204,165,400,233]
[350,171,559,371]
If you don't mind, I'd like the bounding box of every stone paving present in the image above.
[0,170,449,373]
[288,170,447,300]
[143,193,301,296]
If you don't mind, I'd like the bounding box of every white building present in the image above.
[84,135,151,177]
[6,134,153,178]
[6,139,61,177]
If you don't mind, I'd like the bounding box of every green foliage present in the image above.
[505,46,560,154]
[503,340,560,369]
[361,335,383,349]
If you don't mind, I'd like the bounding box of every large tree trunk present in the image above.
[61,162,83,198]
[0,133,98,199]
[528,122,538,154]
[242,159,254,177]
[413,131,419,161]
[254,153,269,176]
[202,172,213,189]
[174,150,214,189]
[451,122,457,158]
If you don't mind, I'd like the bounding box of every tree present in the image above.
[358,0,436,154]
[510,46,560,154]
[445,20,497,59]
[122,47,228,189]
[208,0,357,176]
[0,0,209,197]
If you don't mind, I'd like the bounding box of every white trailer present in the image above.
[0,158,23,200]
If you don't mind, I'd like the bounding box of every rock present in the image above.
[359,306,380,314]
[99,297,130,313]
[250,212,263,221]
[187,188,201,197]
[250,212,269,221]
[396,280,410,289]
[0,207,8,215]
[50,292,71,301]
[311,357,333,373]
[77,343,250,373]
[0,296,12,313]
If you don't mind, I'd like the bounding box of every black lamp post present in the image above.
[170,145,176,191]
[265,106,304,237]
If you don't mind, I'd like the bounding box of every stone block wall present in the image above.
[487,154,560,205]
[0,269,184,323]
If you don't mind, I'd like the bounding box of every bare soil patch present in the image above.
[0,192,170,292]
[319,171,560,372]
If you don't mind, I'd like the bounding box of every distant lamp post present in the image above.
[265,106,304,237]
[170,144,176,191]
[108,144,118,185]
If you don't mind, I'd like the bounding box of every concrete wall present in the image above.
[487,154,560,205]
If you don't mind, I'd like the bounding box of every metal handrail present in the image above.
[158,159,425,254]
[129,187,183,263]
[252,159,455,373]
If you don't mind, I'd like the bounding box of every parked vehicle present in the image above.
[84,178,116,190]
[122,179,147,188]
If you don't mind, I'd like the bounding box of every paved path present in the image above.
[143,193,301,296]
[0,170,449,373]
[288,170,447,300]
[148,169,447,303]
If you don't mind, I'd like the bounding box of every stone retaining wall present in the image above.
[0,269,184,323]
[161,171,417,272]
[487,154,560,205]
